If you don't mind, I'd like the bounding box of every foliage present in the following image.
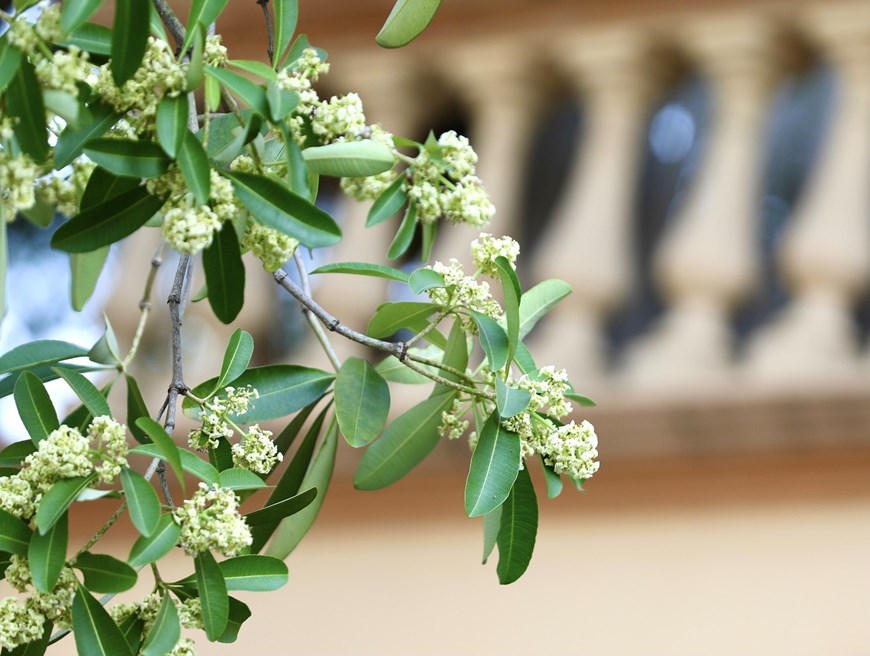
[0,0,600,653]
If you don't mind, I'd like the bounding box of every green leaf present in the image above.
[518,279,571,339]
[14,371,58,444]
[60,22,113,58]
[465,412,520,517]
[273,0,299,67]
[310,261,408,283]
[495,466,538,585]
[111,0,149,86]
[408,267,444,295]
[366,174,406,227]
[368,301,439,338]
[0,37,22,95]
[273,400,320,457]
[244,487,316,526]
[81,166,141,210]
[120,468,161,538]
[0,508,32,555]
[513,341,537,375]
[432,320,468,397]
[219,468,267,492]
[471,311,508,373]
[203,224,245,324]
[205,66,269,116]
[421,220,436,262]
[0,218,5,323]
[7,57,48,161]
[62,376,114,433]
[282,133,310,198]
[36,475,95,535]
[177,131,211,205]
[74,551,137,593]
[185,23,205,90]
[70,248,110,312]
[266,81,298,121]
[184,365,334,424]
[205,74,220,111]
[87,317,122,366]
[301,140,394,177]
[51,367,111,418]
[213,330,254,395]
[0,365,106,401]
[566,389,596,407]
[60,0,102,32]
[125,375,150,444]
[335,357,390,448]
[229,59,278,81]
[376,0,442,48]
[265,417,337,558]
[0,340,88,376]
[495,377,532,419]
[541,457,563,499]
[42,89,81,127]
[375,352,436,385]
[217,597,251,644]
[127,514,181,567]
[196,550,229,641]
[134,418,185,494]
[218,555,288,591]
[354,392,455,490]
[494,256,521,368]
[73,587,134,656]
[118,614,145,656]
[183,0,229,52]
[155,95,188,158]
[482,507,500,564]
[51,187,168,253]
[222,171,341,249]
[84,139,171,179]
[28,510,66,593]
[0,440,36,468]
[386,201,417,260]
[130,444,219,485]
[54,101,120,169]
[140,594,180,656]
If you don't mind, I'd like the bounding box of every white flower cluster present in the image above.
[407,131,494,227]
[426,258,502,332]
[162,206,222,255]
[20,425,93,495]
[88,415,130,483]
[172,483,252,556]
[471,233,520,277]
[0,597,44,650]
[5,3,62,55]
[0,152,39,218]
[340,125,399,202]
[311,93,367,143]
[188,385,258,451]
[231,425,282,474]
[4,556,78,632]
[243,221,299,272]
[34,46,94,95]
[35,158,95,217]
[111,595,200,652]
[438,398,469,441]
[276,48,329,132]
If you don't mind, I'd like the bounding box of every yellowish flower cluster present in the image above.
[172,483,252,556]
[231,425,283,474]
[426,258,502,332]
[243,221,299,272]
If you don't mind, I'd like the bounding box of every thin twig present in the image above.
[122,241,165,369]
[151,0,186,50]
[293,252,341,371]
[256,0,275,65]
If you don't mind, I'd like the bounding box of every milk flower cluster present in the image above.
[111,595,201,654]
[438,398,470,441]
[0,597,44,650]
[243,221,300,272]
[426,258,502,332]
[276,47,330,141]
[340,125,399,201]
[0,152,39,218]
[471,233,520,277]
[188,385,259,450]
[231,425,283,474]
[4,556,79,631]
[172,483,253,556]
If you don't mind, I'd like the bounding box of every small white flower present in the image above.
[243,221,299,272]
[0,597,45,650]
[173,483,253,557]
[471,233,520,277]
[162,206,222,255]
[311,93,367,143]
[88,416,129,484]
[231,425,282,474]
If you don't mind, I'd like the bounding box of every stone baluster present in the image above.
[746,5,870,385]
[624,17,782,388]
[529,29,662,384]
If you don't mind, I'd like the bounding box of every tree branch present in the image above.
[256,0,275,65]
[293,252,341,371]
[151,0,186,50]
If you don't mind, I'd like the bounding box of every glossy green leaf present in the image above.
[73,586,133,656]
[62,376,114,433]
[183,0,229,51]
[70,247,110,312]
[366,174,406,227]
[185,23,205,90]
[219,468,268,491]
[376,0,442,48]
[134,418,185,494]
[513,341,537,375]
[196,550,229,641]
[310,261,408,283]
[74,551,137,593]
[495,466,538,585]
[228,59,278,81]
[148,1,168,40]
[482,507,500,564]
[36,475,95,535]
[494,256,521,368]
[495,377,532,419]
[177,131,211,205]
[51,367,111,418]
[217,597,251,644]
[244,487,316,526]
[266,81,298,121]
[375,354,435,385]
[0,38,22,95]
[368,301,439,338]
[0,440,36,468]
[265,417,337,558]
[120,468,160,538]
[0,508,32,555]
[205,74,220,111]
[566,389,596,407]
[118,614,145,656]
[84,139,171,179]
[130,444,219,485]
[81,166,141,210]
[140,594,180,656]
[42,89,81,127]
[421,220,436,262]
[54,102,120,169]
[205,66,269,116]
[213,329,254,394]
[223,171,341,249]
[28,511,67,593]
[14,371,58,444]
[432,320,468,397]
[273,400,320,457]
[408,267,444,295]
[273,0,299,67]
[465,412,520,517]
[60,0,102,32]
[517,279,571,339]
[471,311,508,372]
[127,514,181,567]
[184,365,334,424]
[51,187,168,253]
[202,109,258,159]
[335,357,390,448]
[218,555,288,591]
[0,218,5,323]
[155,95,187,158]
[354,392,455,490]
[61,22,113,58]
[203,224,245,324]
[302,140,394,177]
[0,364,105,401]
[111,0,149,86]
[125,375,150,444]
[541,457,563,499]
[386,202,417,260]
[6,57,48,161]
[282,132,310,197]
[87,317,122,366]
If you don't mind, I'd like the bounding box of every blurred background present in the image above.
[3,0,870,653]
